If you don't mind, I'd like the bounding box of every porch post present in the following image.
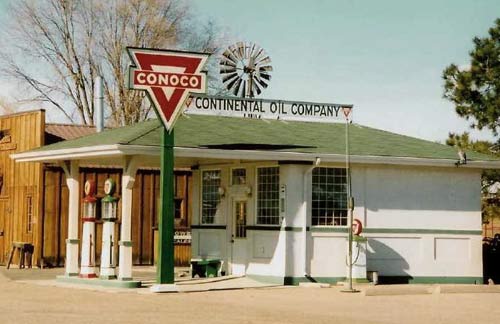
[118,157,137,281]
[62,160,80,276]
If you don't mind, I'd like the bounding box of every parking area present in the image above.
[1,267,500,324]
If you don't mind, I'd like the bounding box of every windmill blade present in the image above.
[222,49,239,65]
[233,78,243,95]
[258,65,273,72]
[236,42,246,59]
[227,76,241,94]
[255,56,271,65]
[251,76,262,95]
[240,80,247,98]
[259,72,271,81]
[220,67,238,75]
[220,65,238,74]
[253,74,269,89]
[222,72,239,84]
[220,56,237,68]
[251,47,265,62]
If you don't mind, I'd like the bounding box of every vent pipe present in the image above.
[95,76,104,132]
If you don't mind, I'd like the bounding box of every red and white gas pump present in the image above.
[79,180,97,278]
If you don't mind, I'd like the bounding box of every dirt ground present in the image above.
[1,270,500,324]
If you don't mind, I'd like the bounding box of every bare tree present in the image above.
[0,0,225,126]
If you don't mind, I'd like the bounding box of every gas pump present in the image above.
[100,178,119,279]
[79,180,97,278]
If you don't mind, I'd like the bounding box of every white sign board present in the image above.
[183,94,352,123]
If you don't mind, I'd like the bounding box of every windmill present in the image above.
[220,42,273,98]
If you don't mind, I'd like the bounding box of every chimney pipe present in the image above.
[95,76,104,132]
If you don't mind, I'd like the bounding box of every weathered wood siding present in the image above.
[0,110,44,265]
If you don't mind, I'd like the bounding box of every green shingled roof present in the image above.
[30,115,497,161]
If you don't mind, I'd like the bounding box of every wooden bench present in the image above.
[190,258,222,278]
[6,242,34,269]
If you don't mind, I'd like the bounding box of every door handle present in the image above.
[0,230,4,236]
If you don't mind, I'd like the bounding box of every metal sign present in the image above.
[183,94,352,122]
[127,47,209,131]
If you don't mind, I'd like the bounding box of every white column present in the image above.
[100,221,116,279]
[79,221,96,278]
[118,158,137,281]
[63,160,80,276]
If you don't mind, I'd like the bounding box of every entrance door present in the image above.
[230,200,247,275]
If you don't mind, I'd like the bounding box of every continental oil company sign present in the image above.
[183,94,352,123]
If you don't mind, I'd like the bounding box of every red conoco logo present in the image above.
[133,70,202,90]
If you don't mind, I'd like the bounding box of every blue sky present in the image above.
[0,0,498,143]
[191,0,500,142]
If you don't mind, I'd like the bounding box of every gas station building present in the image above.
[12,114,500,285]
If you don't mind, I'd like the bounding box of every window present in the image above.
[26,195,33,233]
[234,201,247,238]
[312,167,347,226]
[232,168,246,185]
[256,167,280,225]
[201,170,221,224]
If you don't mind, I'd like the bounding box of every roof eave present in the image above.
[10,144,500,169]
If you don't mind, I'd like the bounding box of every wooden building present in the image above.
[0,110,192,267]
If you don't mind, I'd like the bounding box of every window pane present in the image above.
[311,167,347,226]
[201,170,221,224]
[257,167,280,225]
[232,168,247,185]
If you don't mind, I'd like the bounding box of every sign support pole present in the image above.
[157,128,175,284]
[342,112,359,293]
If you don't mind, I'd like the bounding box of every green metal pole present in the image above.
[157,128,175,284]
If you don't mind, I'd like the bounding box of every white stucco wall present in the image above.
[192,161,483,283]
[308,164,483,281]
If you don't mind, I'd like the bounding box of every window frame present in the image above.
[255,165,280,226]
[230,167,247,186]
[200,168,223,225]
[26,194,33,233]
[310,167,348,227]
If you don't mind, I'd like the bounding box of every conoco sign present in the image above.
[127,47,209,131]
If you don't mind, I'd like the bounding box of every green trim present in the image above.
[248,275,347,285]
[56,276,141,288]
[246,226,281,231]
[284,276,346,285]
[378,276,483,284]
[310,227,482,235]
[310,227,347,233]
[411,276,482,284]
[284,226,304,232]
[66,239,80,244]
[101,195,118,203]
[191,225,226,230]
[101,217,117,222]
[99,275,117,280]
[353,235,367,242]
[363,228,482,235]
[119,240,133,247]
[278,160,313,165]
[63,272,79,277]
[246,274,284,285]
